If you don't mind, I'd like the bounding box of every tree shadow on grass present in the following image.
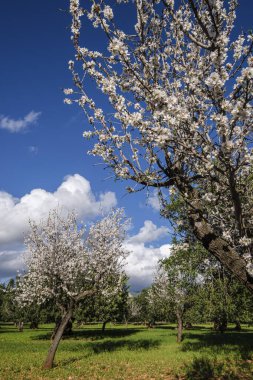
[181,330,253,357]
[55,339,160,368]
[0,328,19,334]
[181,331,253,380]
[0,323,30,333]
[154,325,177,331]
[52,338,160,371]
[157,324,211,331]
[58,337,161,353]
[86,338,161,354]
[182,355,253,380]
[32,327,141,341]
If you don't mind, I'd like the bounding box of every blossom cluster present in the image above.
[68,1,253,281]
[16,209,129,310]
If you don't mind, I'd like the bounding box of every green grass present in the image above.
[0,322,253,379]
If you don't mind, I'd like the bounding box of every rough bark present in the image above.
[43,309,73,369]
[51,319,73,340]
[187,190,253,294]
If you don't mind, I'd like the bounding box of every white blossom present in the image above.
[63,88,74,95]
[67,0,253,289]
[16,209,129,310]
[103,5,113,20]
[64,98,73,105]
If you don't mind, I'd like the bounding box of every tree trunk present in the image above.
[176,311,183,343]
[17,321,23,332]
[213,315,227,333]
[102,320,109,332]
[187,190,253,294]
[30,321,39,329]
[234,320,241,331]
[43,309,73,369]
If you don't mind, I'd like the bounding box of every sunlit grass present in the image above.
[0,322,252,379]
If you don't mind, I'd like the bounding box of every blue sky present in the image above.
[0,1,252,290]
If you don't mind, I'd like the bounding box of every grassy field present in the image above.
[0,323,253,380]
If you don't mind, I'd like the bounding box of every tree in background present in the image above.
[150,241,253,335]
[195,256,253,332]
[1,279,15,323]
[0,278,26,331]
[67,0,253,293]
[95,274,129,331]
[133,288,156,326]
[152,244,203,342]
[126,294,142,324]
[159,178,253,330]
[75,274,129,330]
[16,208,129,369]
[0,283,5,322]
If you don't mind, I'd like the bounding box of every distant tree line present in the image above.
[1,206,253,367]
[2,244,253,341]
[127,243,253,342]
[0,275,129,330]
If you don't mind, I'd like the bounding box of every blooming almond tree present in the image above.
[67,0,253,292]
[16,208,129,369]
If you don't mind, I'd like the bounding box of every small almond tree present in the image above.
[152,244,202,342]
[16,208,129,369]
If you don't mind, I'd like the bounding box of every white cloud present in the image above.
[128,220,168,244]
[0,251,25,279]
[0,111,41,133]
[0,174,117,281]
[147,191,161,211]
[0,174,117,247]
[0,180,172,291]
[125,221,171,290]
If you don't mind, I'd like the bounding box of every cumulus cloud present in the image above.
[128,220,168,244]
[0,251,25,280]
[125,221,171,291]
[0,111,41,133]
[0,174,117,248]
[0,174,117,281]
[0,178,172,291]
[147,191,161,212]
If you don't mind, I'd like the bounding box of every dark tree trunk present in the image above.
[30,321,39,329]
[187,189,253,294]
[184,322,192,329]
[43,309,73,369]
[234,320,241,331]
[176,311,183,343]
[102,320,109,332]
[213,314,227,333]
[64,320,73,336]
[51,319,73,340]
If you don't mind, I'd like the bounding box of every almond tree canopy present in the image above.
[67,0,253,292]
[16,208,129,368]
